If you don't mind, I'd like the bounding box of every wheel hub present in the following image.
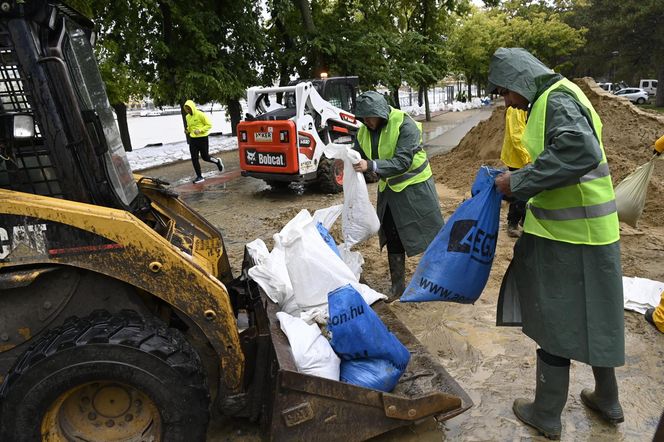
[334,159,344,185]
[42,381,162,441]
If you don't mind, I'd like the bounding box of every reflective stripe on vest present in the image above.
[357,108,432,192]
[520,78,619,245]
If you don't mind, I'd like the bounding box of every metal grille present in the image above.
[0,27,63,198]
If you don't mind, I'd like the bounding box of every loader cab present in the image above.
[0,1,138,209]
[308,76,358,113]
[249,76,358,122]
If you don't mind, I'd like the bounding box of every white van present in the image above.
[639,79,658,96]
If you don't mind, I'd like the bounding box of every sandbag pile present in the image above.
[246,156,410,391]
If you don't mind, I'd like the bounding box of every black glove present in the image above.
[654,149,661,156]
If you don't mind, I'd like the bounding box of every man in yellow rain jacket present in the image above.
[501,107,530,237]
[184,100,223,184]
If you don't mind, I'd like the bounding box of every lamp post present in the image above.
[611,51,619,91]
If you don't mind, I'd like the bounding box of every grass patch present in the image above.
[637,103,664,114]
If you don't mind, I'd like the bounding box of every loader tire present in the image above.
[0,310,209,442]
[318,156,344,194]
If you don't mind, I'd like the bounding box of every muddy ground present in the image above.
[143,87,664,441]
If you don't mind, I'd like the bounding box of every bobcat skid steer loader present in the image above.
[238,78,359,193]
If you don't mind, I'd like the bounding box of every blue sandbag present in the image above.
[316,222,341,257]
[400,166,503,303]
[328,284,410,391]
[340,358,403,392]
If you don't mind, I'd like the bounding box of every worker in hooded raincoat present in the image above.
[184,100,223,184]
[351,91,444,301]
[490,48,624,440]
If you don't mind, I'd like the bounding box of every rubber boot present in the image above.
[513,351,570,440]
[580,367,624,424]
[387,253,405,302]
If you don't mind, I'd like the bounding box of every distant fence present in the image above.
[397,85,480,108]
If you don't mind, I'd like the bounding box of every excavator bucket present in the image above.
[262,296,472,441]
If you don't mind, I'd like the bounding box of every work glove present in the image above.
[194,129,201,135]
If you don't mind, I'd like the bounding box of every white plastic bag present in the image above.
[324,143,380,247]
[276,210,385,319]
[615,158,656,227]
[248,239,300,315]
[312,205,343,230]
[245,238,269,265]
[339,242,364,280]
[622,276,664,314]
[276,312,340,381]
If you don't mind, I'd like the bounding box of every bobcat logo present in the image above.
[246,150,257,164]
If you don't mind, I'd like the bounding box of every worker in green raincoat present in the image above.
[351,91,444,301]
[489,48,624,440]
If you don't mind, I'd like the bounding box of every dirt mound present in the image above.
[432,77,664,225]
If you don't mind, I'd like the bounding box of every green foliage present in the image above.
[568,0,664,83]
[89,0,158,104]
[63,0,93,17]
[449,3,585,92]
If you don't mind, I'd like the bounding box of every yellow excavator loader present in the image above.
[0,2,471,440]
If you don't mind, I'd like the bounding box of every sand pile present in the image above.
[432,77,664,225]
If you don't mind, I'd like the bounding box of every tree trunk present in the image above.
[227,99,242,136]
[273,1,296,102]
[111,102,132,151]
[418,85,424,107]
[391,87,400,109]
[293,0,316,34]
[293,0,321,75]
[423,85,431,122]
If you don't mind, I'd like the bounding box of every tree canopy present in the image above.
[80,0,663,123]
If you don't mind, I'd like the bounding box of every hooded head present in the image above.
[184,99,197,115]
[487,48,556,104]
[356,91,391,120]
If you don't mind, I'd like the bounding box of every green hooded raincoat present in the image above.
[353,92,444,257]
[490,48,624,367]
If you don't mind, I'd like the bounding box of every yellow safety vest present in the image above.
[357,108,432,192]
[521,78,619,245]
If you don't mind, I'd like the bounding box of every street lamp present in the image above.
[611,51,619,91]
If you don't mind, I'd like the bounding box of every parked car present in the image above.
[639,79,657,96]
[614,88,649,104]
[597,82,627,93]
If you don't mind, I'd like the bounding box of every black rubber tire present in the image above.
[318,156,344,194]
[636,97,646,104]
[0,310,209,442]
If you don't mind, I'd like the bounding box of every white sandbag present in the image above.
[622,276,664,314]
[324,143,380,247]
[313,205,343,230]
[277,210,386,316]
[339,242,364,280]
[276,312,340,381]
[615,158,656,227]
[246,238,269,265]
[248,240,300,315]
